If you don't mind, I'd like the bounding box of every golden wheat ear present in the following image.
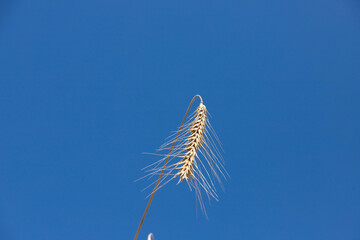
[134,95,227,240]
[142,96,228,215]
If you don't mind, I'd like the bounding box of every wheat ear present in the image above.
[134,95,202,240]
[177,102,207,182]
[134,95,227,239]
[142,97,227,210]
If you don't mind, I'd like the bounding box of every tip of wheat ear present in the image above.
[176,102,207,182]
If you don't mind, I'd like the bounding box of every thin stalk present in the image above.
[134,95,203,240]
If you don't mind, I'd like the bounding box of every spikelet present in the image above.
[140,96,228,215]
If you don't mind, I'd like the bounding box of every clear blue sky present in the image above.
[1,1,359,239]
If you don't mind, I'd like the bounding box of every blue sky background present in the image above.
[1,1,360,239]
